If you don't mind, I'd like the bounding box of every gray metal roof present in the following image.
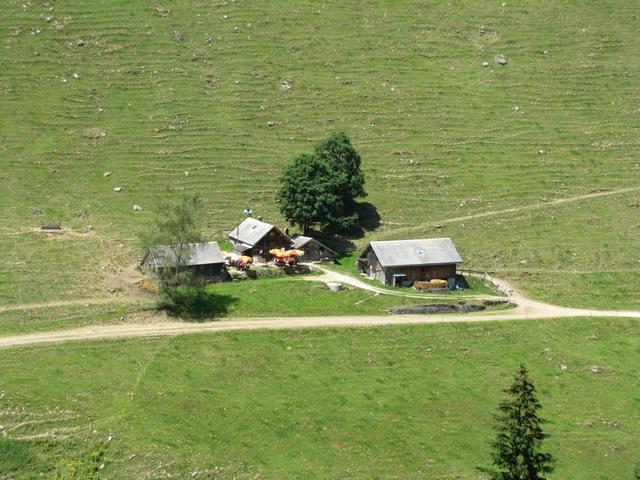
[368,238,462,267]
[228,218,277,246]
[292,236,337,254]
[149,241,225,268]
[291,235,313,249]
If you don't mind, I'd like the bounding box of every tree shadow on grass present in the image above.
[161,289,238,322]
[299,201,381,256]
[354,201,381,235]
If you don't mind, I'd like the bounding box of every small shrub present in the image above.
[0,439,34,474]
[253,264,285,279]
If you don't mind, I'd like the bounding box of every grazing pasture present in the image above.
[0,2,638,478]
[0,318,638,479]
[0,0,639,309]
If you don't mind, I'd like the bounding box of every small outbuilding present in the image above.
[228,218,291,259]
[140,241,226,280]
[357,238,462,287]
[291,236,337,263]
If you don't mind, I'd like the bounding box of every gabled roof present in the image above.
[292,236,337,255]
[228,218,286,246]
[365,238,462,268]
[146,241,225,268]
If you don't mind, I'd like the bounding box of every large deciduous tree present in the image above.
[275,154,340,234]
[276,132,366,233]
[490,364,554,480]
[314,131,366,200]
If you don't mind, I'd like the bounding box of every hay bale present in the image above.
[414,279,448,291]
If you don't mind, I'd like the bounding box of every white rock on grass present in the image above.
[133,204,143,212]
[113,187,122,193]
[103,171,111,177]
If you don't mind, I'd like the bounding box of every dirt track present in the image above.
[0,291,638,349]
[385,186,640,236]
[1,221,639,348]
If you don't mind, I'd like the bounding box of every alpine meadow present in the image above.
[0,0,639,478]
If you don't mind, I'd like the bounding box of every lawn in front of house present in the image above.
[201,276,475,318]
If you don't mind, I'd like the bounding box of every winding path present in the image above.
[0,272,638,349]
[385,186,640,236]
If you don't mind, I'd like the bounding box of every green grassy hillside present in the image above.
[1,0,639,308]
[0,319,638,479]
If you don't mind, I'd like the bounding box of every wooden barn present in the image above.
[140,241,226,280]
[357,238,462,286]
[291,236,337,263]
[228,218,291,259]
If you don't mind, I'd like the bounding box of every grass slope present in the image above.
[0,318,638,479]
[0,0,639,309]
[0,275,497,336]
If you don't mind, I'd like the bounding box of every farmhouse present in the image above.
[140,241,226,279]
[357,238,462,286]
[291,236,337,263]
[228,218,291,258]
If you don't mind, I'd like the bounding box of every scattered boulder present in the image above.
[267,121,275,127]
[482,61,489,67]
[30,207,43,216]
[173,30,183,41]
[280,79,293,92]
[154,4,170,16]
[589,365,603,374]
[81,128,107,139]
[103,171,112,177]
[113,187,122,193]
[72,72,80,79]
[232,26,240,32]
[538,149,546,155]
[76,39,85,47]
[495,54,508,65]
[133,204,143,212]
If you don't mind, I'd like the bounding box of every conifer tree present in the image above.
[490,364,554,480]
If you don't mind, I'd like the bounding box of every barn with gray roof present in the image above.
[357,238,462,286]
[228,218,291,258]
[140,241,226,279]
[291,236,337,263]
